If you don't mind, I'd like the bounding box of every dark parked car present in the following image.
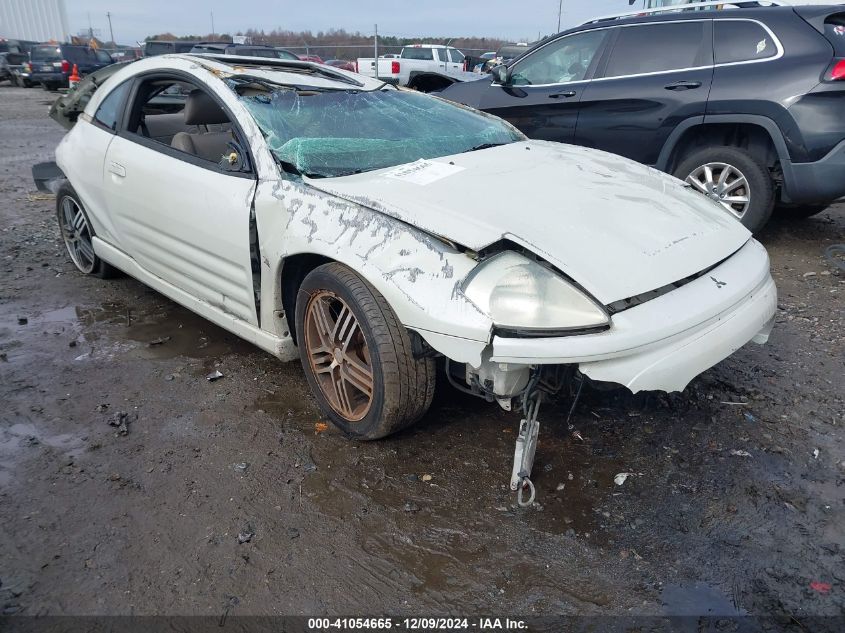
[441,4,845,232]
[29,44,114,91]
[0,52,28,84]
[189,43,299,60]
[142,40,199,56]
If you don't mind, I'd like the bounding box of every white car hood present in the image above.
[304,140,751,305]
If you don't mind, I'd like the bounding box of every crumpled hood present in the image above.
[304,140,751,305]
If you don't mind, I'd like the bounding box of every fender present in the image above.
[655,114,799,199]
[655,114,792,172]
[253,178,492,367]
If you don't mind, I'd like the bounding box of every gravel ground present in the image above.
[0,85,843,626]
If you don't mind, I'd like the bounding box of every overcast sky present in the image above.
[67,1,642,46]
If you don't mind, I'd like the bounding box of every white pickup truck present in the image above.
[357,44,479,92]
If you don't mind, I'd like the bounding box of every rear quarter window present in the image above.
[823,14,845,56]
[715,20,778,64]
[94,81,131,131]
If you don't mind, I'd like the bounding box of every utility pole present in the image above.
[106,12,115,45]
[374,23,379,80]
[557,0,563,33]
[210,11,215,37]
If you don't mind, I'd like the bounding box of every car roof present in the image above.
[581,5,797,28]
[168,53,384,90]
[508,5,799,66]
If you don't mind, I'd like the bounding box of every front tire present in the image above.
[56,183,119,278]
[674,146,774,234]
[295,263,435,440]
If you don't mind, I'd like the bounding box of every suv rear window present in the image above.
[604,22,709,78]
[715,20,777,64]
[401,47,434,60]
[31,45,62,62]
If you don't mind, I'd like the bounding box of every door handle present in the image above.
[664,80,702,91]
[108,161,126,177]
[549,91,577,99]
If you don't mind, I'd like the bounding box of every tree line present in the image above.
[145,27,513,58]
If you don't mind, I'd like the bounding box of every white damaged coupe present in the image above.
[38,55,777,503]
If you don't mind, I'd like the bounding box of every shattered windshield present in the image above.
[234,83,524,178]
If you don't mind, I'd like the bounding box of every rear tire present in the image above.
[295,262,435,440]
[674,145,774,234]
[55,182,120,279]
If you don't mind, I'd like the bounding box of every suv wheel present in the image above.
[674,146,774,233]
[295,262,436,440]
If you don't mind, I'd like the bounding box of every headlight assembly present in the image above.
[462,251,609,335]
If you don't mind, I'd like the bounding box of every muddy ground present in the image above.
[0,86,843,624]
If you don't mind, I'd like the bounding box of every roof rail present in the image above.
[582,1,791,25]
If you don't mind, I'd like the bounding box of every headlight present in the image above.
[462,252,609,334]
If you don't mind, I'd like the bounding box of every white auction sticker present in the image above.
[384,159,465,185]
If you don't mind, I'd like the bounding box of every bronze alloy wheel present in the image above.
[303,290,374,422]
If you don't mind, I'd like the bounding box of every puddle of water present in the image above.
[21,301,248,360]
[661,582,746,616]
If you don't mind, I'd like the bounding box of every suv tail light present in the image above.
[25,61,32,72]
[828,59,845,81]
[60,59,70,73]
[391,60,400,74]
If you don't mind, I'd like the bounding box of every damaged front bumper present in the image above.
[487,239,777,393]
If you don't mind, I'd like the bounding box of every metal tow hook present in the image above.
[510,393,542,508]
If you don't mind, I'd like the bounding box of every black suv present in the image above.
[29,44,114,91]
[440,4,845,232]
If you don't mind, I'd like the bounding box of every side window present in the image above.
[603,22,709,78]
[511,30,607,86]
[449,48,465,64]
[715,20,777,64]
[124,77,247,172]
[93,81,131,131]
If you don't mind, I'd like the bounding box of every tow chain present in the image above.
[510,392,542,508]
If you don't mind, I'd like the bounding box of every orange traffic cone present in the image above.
[68,64,81,90]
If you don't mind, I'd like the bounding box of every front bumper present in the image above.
[782,138,845,204]
[490,239,777,393]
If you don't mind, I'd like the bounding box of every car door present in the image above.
[446,48,465,76]
[103,76,259,325]
[575,20,714,166]
[478,29,610,144]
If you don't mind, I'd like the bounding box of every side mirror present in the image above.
[491,64,510,85]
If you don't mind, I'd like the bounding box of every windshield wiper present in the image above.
[467,142,507,153]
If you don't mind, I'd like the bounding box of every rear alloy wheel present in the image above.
[674,146,774,234]
[296,263,435,440]
[56,183,118,278]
